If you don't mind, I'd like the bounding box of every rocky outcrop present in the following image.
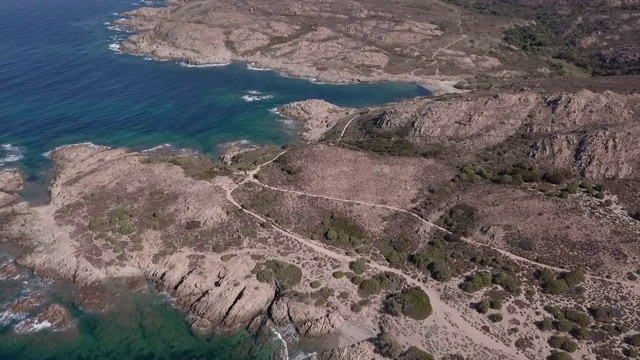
[35,304,74,330]
[0,170,23,207]
[0,170,24,193]
[278,100,356,142]
[298,312,345,337]
[318,340,384,360]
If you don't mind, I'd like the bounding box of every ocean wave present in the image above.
[268,107,282,115]
[42,142,109,158]
[14,319,52,333]
[0,310,27,326]
[109,43,121,52]
[179,61,230,68]
[0,144,24,166]
[242,94,274,102]
[140,143,199,156]
[140,143,173,153]
[246,63,273,72]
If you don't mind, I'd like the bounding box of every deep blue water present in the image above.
[0,0,428,176]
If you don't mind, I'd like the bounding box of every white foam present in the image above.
[178,61,230,68]
[0,144,24,165]
[242,94,274,102]
[14,319,52,333]
[109,43,121,52]
[268,107,282,116]
[247,63,273,72]
[140,143,172,153]
[271,327,290,360]
[42,142,108,158]
[0,311,27,326]
[247,90,262,95]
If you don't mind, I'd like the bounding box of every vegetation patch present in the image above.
[253,260,302,290]
[385,287,432,320]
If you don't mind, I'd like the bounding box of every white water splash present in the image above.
[271,327,290,360]
[179,61,230,68]
[42,142,109,158]
[0,144,24,165]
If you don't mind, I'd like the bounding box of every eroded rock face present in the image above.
[298,312,345,338]
[0,170,24,193]
[35,304,74,330]
[278,100,356,142]
[318,340,383,360]
[341,89,640,180]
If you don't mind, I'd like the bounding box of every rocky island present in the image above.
[2,0,640,359]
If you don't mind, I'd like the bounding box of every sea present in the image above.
[0,0,429,358]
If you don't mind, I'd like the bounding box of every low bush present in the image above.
[402,346,435,360]
[385,287,432,320]
[460,271,492,293]
[254,260,302,290]
[349,259,368,275]
[441,204,479,235]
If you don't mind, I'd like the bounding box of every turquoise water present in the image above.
[0,0,428,357]
[0,0,429,176]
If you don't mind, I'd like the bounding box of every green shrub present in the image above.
[402,346,435,360]
[563,183,579,194]
[332,271,344,279]
[564,308,591,327]
[375,332,403,359]
[349,259,368,275]
[322,213,366,247]
[555,319,573,332]
[460,271,492,293]
[548,336,577,352]
[476,299,491,314]
[492,272,520,293]
[350,302,362,312]
[185,220,201,230]
[254,260,302,290]
[488,313,503,323]
[547,351,572,360]
[490,298,502,310]
[562,269,585,288]
[358,278,382,297]
[385,287,432,320]
[542,279,569,295]
[339,291,350,300]
[428,261,453,282]
[626,334,640,347]
[89,217,108,231]
[623,347,639,358]
[441,204,479,235]
[310,280,322,289]
[537,317,554,331]
[570,327,590,340]
[545,170,568,185]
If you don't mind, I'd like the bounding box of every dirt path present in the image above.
[218,151,639,358]
[239,151,640,291]
[221,160,520,358]
[425,6,467,76]
[339,115,360,141]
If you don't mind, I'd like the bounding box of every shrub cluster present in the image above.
[535,268,585,295]
[441,203,479,235]
[323,213,366,248]
[548,335,578,353]
[253,260,302,290]
[385,287,433,320]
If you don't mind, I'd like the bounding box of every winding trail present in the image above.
[222,152,519,357]
[423,6,467,76]
[233,151,640,291]
[339,115,360,141]
[218,150,640,357]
